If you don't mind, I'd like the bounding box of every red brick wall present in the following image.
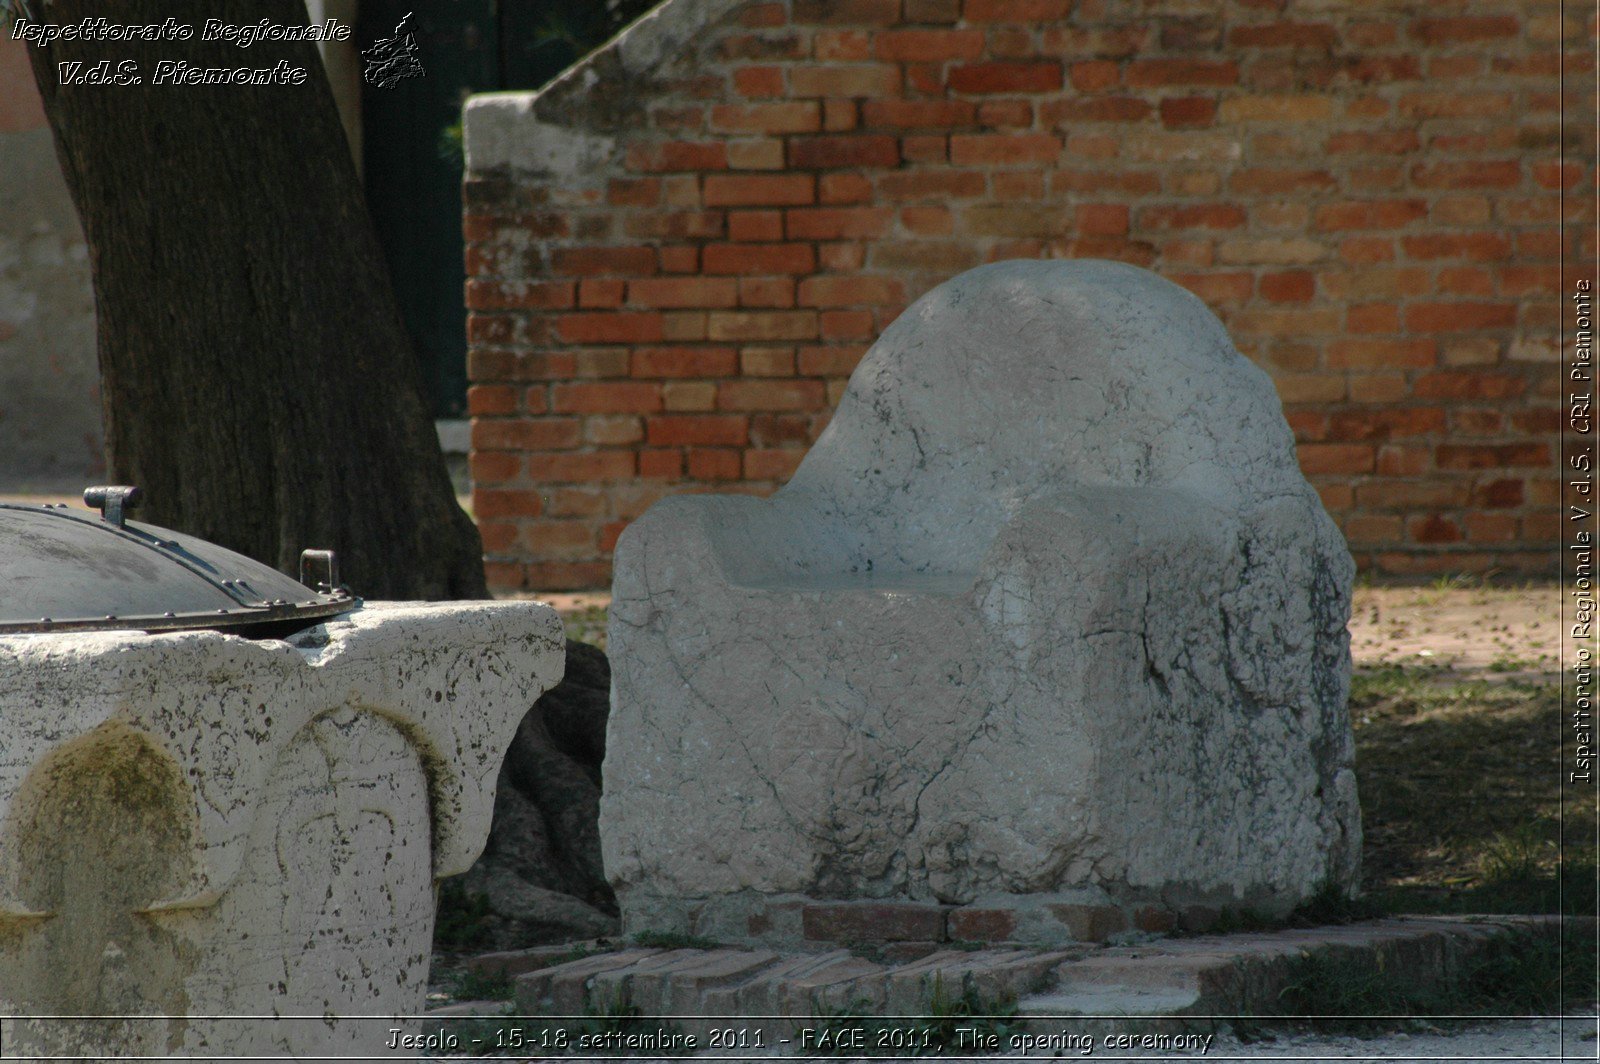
[463,0,1594,591]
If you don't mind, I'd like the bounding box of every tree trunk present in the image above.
[24,0,486,599]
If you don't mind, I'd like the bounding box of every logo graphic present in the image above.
[362,12,424,89]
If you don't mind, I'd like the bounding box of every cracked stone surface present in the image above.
[605,259,1357,941]
[0,601,563,1059]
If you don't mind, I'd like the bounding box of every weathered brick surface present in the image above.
[802,901,948,943]
[466,0,1592,589]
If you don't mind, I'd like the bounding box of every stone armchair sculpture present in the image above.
[604,259,1358,945]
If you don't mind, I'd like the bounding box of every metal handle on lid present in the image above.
[83,485,144,529]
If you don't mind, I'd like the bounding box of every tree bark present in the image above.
[24,0,486,599]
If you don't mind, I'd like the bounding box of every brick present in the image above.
[704,242,816,275]
[803,902,946,943]
[1171,271,1254,304]
[638,449,683,478]
[878,171,987,200]
[1405,303,1518,332]
[1411,161,1521,189]
[1346,303,1398,333]
[1401,234,1513,261]
[1048,904,1129,943]
[555,312,665,344]
[630,346,738,378]
[863,99,976,129]
[1046,97,1153,123]
[748,413,816,446]
[710,101,821,137]
[1410,16,1520,43]
[793,0,901,24]
[727,138,786,170]
[467,384,520,417]
[1436,443,1550,470]
[819,309,876,339]
[718,379,828,411]
[646,415,749,446]
[820,172,874,204]
[744,448,805,480]
[900,134,948,162]
[656,313,704,342]
[1325,338,1436,370]
[791,63,900,97]
[1298,444,1375,475]
[1125,59,1238,87]
[625,141,728,172]
[740,347,795,376]
[629,277,739,309]
[950,133,1061,165]
[1229,168,1337,195]
[1217,237,1327,265]
[1076,204,1129,235]
[523,561,612,591]
[729,209,785,242]
[1141,204,1246,230]
[471,488,543,520]
[949,61,1064,94]
[786,206,894,239]
[902,205,953,234]
[552,247,658,277]
[823,99,859,132]
[947,908,1017,942]
[1229,22,1337,47]
[707,310,818,341]
[815,29,870,60]
[471,419,583,451]
[819,244,866,271]
[739,277,797,307]
[1326,408,1448,441]
[1158,96,1216,128]
[578,279,626,308]
[470,450,522,484]
[874,28,985,61]
[962,204,1071,237]
[1324,130,1420,155]
[659,244,697,272]
[1405,515,1463,545]
[550,382,663,415]
[798,344,868,376]
[1314,200,1429,231]
[1219,95,1334,122]
[799,276,905,306]
[734,65,784,97]
[482,561,526,590]
[1412,372,1526,400]
[704,174,815,207]
[686,447,742,480]
[1259,270,1315,302]
[963,0,1072,18]
[789,134,899,169]
[531,451,637,482]
[1068,60,1120,92]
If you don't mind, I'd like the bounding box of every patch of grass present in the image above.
[1266,924,1592,1037]
[807,978,1020,1056]
[569,987,696,1056]
[1350,665,1593,911]
[452,967,515,1002]
[630,929,722,950]
[434,880,494,950]
[561,604,609,650]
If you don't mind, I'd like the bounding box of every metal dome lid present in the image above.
[0,486,358,635]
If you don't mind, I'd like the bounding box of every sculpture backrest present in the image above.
[764,259,1307,581]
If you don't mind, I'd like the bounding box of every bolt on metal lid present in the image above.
[0,486,358,635]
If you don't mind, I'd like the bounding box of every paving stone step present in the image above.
[434,914,1570,1046]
